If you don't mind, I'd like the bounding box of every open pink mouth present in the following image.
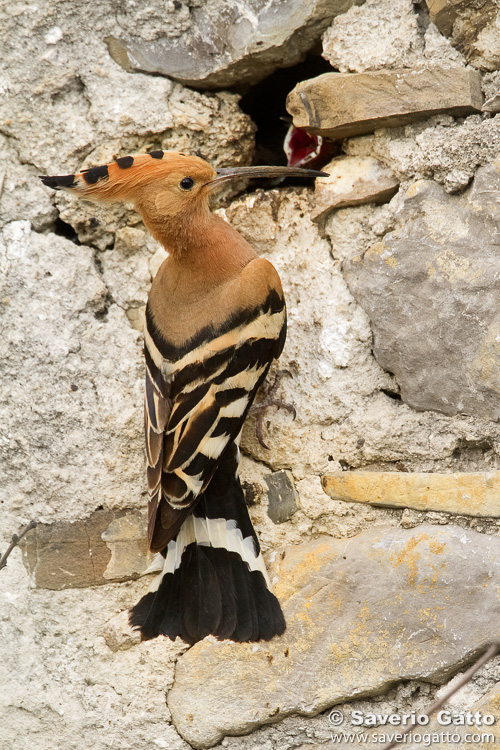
[284,125,324,168]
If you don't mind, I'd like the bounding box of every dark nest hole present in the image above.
[53,217,81,244]
[238,54,335,188]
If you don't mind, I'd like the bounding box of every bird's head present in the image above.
[40,150,327,248]
[40,151,216,218]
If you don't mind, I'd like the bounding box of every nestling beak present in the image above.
[204,165,329,192]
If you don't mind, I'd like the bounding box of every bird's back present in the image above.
[135,233,288,643]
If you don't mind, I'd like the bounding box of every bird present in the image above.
[40,151,327,645]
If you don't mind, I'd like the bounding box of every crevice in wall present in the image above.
[380,388,403,402]
[53,217,81,244]
[92,248,115,320]
[238,54,334,169]
[414,0,431,41]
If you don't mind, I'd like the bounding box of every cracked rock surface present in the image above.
[0,221,145,530]
[169,525,500,748]
[106,0,359,89]
[343,162,500,420]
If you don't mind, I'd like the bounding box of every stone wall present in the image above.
[3,1,500,749]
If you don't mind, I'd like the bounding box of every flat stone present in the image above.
[265,469,298,524]
[286,67,483,140]
[106,0,358,90]
[168,525,500,749]
[342,162,500,420]
[21,508,148,589]
[312,155,399,222]
[322,471,500,517]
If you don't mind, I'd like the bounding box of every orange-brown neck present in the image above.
[141,202,210,256]
[140,202,257,285]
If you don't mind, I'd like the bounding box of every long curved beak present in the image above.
[204,165,329,191]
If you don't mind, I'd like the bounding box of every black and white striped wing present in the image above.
[145,292,286,552]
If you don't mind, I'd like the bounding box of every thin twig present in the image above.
[381,642,500,750]
[0,520,37,572]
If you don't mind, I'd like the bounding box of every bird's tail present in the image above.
[129,445,286,644]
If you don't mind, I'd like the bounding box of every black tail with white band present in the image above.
[129,444,285,643]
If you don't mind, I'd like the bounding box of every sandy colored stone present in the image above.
[322,471,500,517]
[312,155,399,222]
[21,508,148,589]
[286,67,483,140]
[426,0,471,37]
[168,525,500,748]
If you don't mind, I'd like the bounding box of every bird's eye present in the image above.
[180,177,195,190]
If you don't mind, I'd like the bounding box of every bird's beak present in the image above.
[204,165,329,191]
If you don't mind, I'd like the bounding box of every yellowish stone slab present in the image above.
[322,471,500,517]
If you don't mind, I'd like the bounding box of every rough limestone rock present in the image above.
[106,0,359,89]
[0,554,190,750]
[1,2,255,178]
[343,112,500,192]
[47,76,254,247]
[483,92,500,112]
[343,161,500,420]
[323,0,467,72]
[311,155,399,222]
[6,0,500,745]
[101,609,143,653]
[0,222,145,530]
[286,67,483,140]
[220,189,393,478]
[322,0,424,72]
[168,525,500,748]
[99,227,161,314]
[426,0,500,71]
[323,470,500,517]
[0,136,57,232]
[21,509,148,589]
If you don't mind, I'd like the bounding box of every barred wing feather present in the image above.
[144,289,286,552]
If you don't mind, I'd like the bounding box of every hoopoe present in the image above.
[40,151,327,645]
